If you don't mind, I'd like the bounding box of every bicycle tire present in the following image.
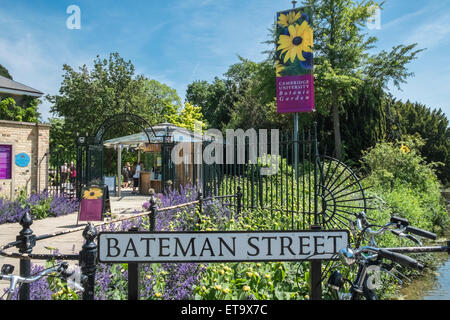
[350,276,379,300]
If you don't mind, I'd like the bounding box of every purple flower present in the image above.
[142,201,150,211]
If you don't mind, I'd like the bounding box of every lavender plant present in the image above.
[0,190,79,225]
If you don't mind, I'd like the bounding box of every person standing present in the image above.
[69,162,77,184]
[132,162,141,194]
[61,163,68,184]
[122,162,130,188]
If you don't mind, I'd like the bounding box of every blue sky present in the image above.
[0,0,449,121]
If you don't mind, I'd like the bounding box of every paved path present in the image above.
[0,191,149,294]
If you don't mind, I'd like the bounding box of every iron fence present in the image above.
[201,123,369,231]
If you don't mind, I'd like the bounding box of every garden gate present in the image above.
[75,113,157,199]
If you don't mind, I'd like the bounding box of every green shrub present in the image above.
[360,136,448,233]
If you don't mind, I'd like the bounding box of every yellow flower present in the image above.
[83,188,103,200]
[400,144,411,154]
[219,269,225,275]
[202,286,207,291]
[214,285,222,291]
[246,272,253,278]
[278,10,301,27]
[265,274,271,279]
[277,21,313,64]
[223,288,230,294]
[155,292,162,298]
[276,61,285,78]
[243,285,251,292]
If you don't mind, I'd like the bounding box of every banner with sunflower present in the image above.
[276,7,314,113]
[78,186,105,222]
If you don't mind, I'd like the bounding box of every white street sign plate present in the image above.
[98,230,349,263]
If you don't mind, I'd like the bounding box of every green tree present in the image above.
[391,97,450,185]
[186,57,291,131]
[186,78,230,129]
[48,118,75,152]
[0,64,12,79]
[0,97,40,123]
[168,102,206,132]
[47,52,180,146]
[304,0,422,159]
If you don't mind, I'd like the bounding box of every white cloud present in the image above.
[404,13,450,49]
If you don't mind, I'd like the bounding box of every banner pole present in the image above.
[294,113,299,180]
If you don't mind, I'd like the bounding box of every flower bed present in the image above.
[0,190,79,225]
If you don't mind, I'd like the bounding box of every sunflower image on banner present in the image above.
[78,186,105,222]
[276,7,314,113]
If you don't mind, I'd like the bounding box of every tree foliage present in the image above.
[391,97,450,184]
[304,0,423,159]
[167,102,206,132]
[0,97,40,123]
[47,52,181,148]
[0,64,12,79]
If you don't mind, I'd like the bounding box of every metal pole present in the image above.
[310,122,322,300]
[16,211,36,300]
[117,145,122,197]
[128,227,140,300]
[293,0,300,181]
[198,190,203,216]
[310,225,322,300]
[294,114,299,180]
[149,193,157,232]
[80,223,98,300]
[236,185,242,217]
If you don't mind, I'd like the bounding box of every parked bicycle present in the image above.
[327,211,449,300]
[0,261,82,300]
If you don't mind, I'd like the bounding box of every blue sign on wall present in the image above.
[15,153,31,167]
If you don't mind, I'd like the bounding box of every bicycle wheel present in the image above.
[350,276,379,300]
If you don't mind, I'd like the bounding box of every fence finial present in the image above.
[16,211,36,300]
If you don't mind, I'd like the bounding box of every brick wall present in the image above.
[0,120,50,199]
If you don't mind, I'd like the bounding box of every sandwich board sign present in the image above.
[98,230,349,263]
[77,185,110,223]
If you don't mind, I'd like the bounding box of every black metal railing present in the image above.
[0,193,237,301]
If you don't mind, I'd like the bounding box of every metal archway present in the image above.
[76,113,157,198]
[92,113,156,145]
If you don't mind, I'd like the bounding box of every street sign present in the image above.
[98,230,349,263]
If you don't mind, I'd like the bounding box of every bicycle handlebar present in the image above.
[405,226,437,241]
[347,246,424,270]
[355,212,437,242]
[0,262,72,299]
[378,248,424,271]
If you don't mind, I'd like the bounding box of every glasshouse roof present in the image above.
[103,123,210,148]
